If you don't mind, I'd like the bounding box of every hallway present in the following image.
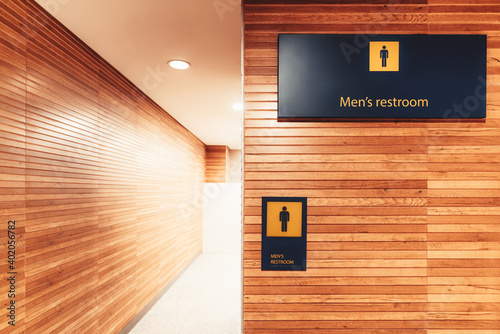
[129,254,242,334]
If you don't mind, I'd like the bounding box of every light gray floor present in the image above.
[129,253,242,334]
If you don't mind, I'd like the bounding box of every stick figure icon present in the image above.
[380,45,389,67]
[279,206,290,232]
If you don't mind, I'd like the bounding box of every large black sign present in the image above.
[278,34,487,119]
[261,197,307,271]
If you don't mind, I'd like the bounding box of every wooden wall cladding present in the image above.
[0,1,28,333]
[1,1,205,333]
[206,145,230,183]
[243,0,500,333]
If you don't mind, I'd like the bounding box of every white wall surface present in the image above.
[202,183,242,254]
[228,149,242,183]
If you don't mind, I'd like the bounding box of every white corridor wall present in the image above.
[202,183,242,254]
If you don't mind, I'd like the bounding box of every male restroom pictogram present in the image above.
[265,201,302,237]
[370,41,399,72]
[380,45,389,67]
[279,206,290,232]
[261,197,307,271]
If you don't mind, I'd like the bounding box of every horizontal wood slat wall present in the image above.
[243,0,500,333]
[0,1,27,333]
[427,1,500,333]
[1,1,206,333]
[206,145,229,182]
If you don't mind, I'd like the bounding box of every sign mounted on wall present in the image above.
[261,197,307,271]
[278,34,487,120]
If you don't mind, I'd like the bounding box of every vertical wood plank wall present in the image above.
[206,145,230,183]
[243,0,500,333]
[1,1,206,333]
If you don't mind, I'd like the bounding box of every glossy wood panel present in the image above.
[1,1,206,333]
[243,0,500,333]
[206,145,229,183]
[427,1,500,332]
[0,1,27,333]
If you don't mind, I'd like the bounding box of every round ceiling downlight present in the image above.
[168,60,190,70]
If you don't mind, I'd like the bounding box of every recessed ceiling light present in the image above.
[168,60,190,70]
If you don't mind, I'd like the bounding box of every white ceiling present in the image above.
[35,0,243,149]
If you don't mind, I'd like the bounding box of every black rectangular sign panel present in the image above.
[261,197,307,271]
[278,34,487,119]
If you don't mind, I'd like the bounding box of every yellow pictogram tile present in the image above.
[266,201,302,237]
[370,41,399,72]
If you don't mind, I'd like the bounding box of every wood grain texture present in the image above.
[427,1,500,328]
[0,1,27,333]
[243,0,500,332]
[206,145,229,182]
[1,1,205,333]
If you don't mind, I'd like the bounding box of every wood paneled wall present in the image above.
[243,0,500,333]
[206,145,230,183]
[1,1,205,333]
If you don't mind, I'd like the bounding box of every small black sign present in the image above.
[261,197,307,271]
[278,34,487,119]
